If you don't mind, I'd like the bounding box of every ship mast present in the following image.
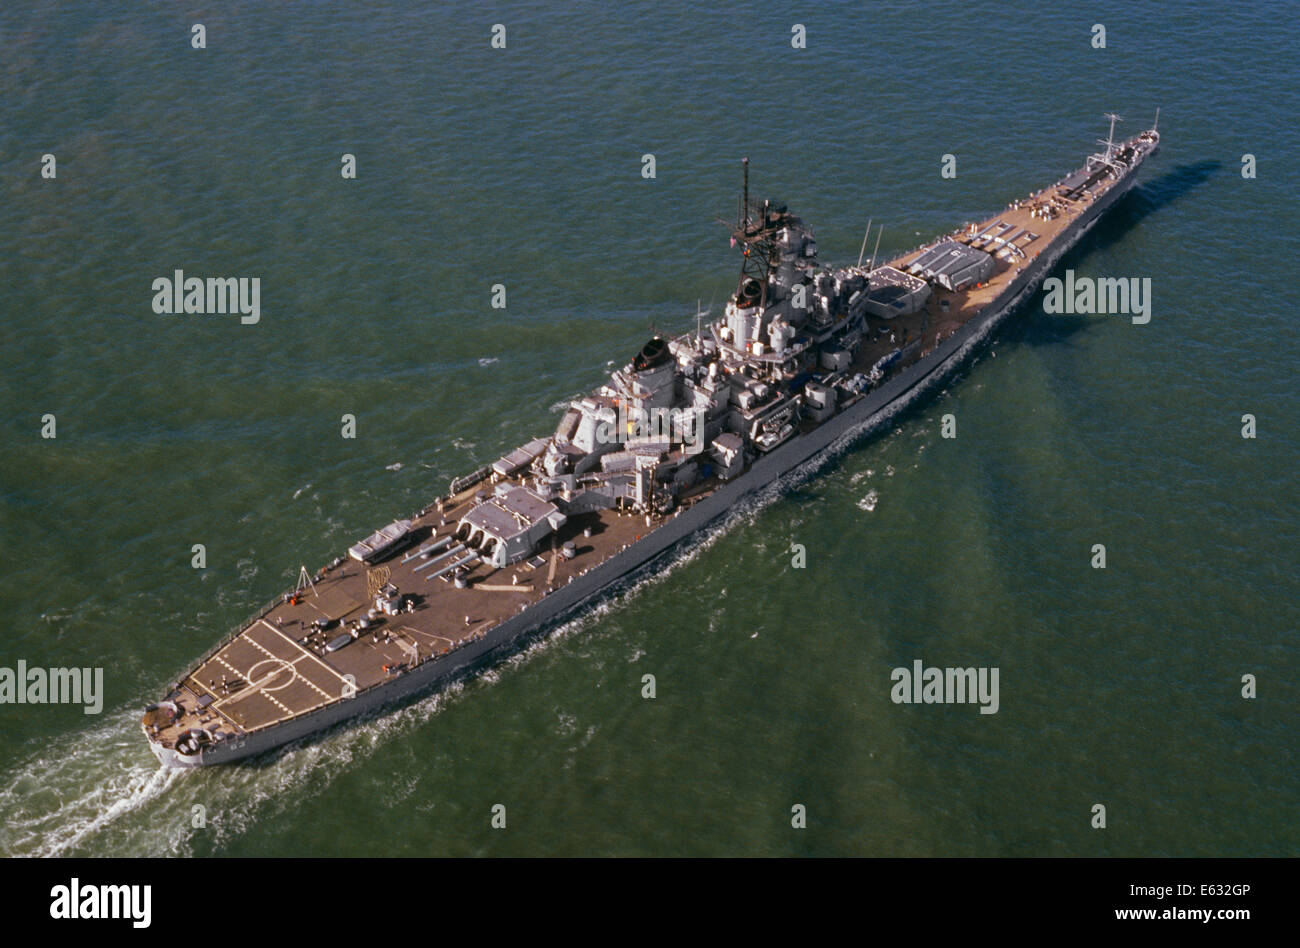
[1101,112,1122,162]
[1089,112,1126,174]
[730,158,785,311]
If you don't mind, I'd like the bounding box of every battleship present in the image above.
[143,118,1160,766]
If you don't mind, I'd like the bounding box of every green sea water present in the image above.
[0,1,1295,856]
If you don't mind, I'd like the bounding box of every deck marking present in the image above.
[258,619,354,692]
[188,674,227,705]
[181,675,245,733]
[220,646,292,715]
[244,627,333,701]
[246,657,296,692]
[213,655,246,685]
[207,636,297,717]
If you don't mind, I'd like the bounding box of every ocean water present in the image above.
[0,1,1295,856]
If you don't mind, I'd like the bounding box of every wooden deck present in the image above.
[150,499,652,747]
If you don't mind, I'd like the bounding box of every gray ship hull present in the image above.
[153,155,1145,768]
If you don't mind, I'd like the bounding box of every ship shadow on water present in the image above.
[1013,159,1222,351]
[1072,159,1223,264]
